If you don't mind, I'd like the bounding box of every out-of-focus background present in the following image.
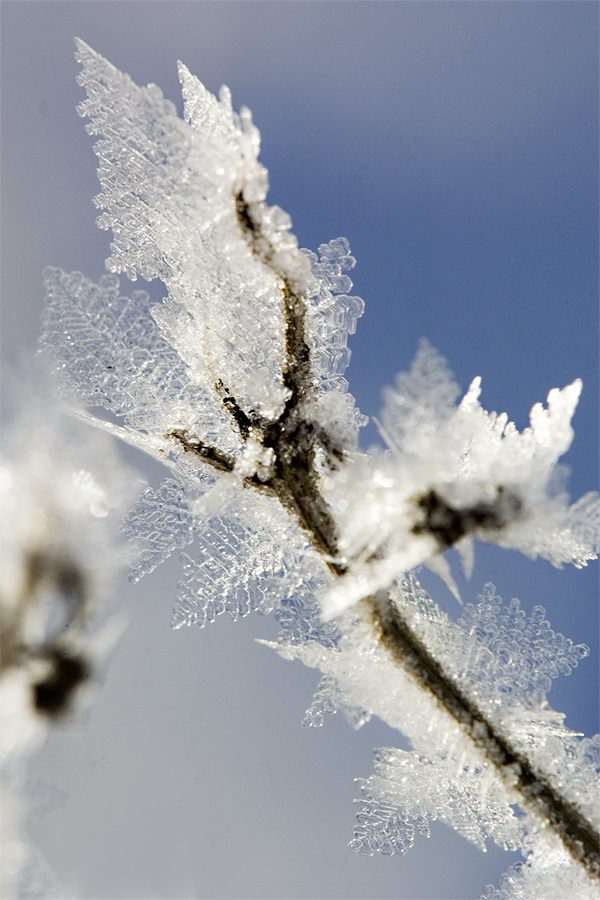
[1,3,598,898]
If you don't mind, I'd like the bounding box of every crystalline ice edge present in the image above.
[302,239,368,441]
[351,746,523,856]
[303,673,371,729]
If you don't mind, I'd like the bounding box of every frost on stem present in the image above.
[323,340,599,616]
[38,42,600,897]
[271,579,598,880]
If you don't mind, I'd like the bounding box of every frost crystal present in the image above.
[270,576,598,870]
[170,490,330,635]
[323,341,600,616]
[394,577,590,712]
[122,478,203,583]
[70,39,363,449]
[481,831,600,900]
[303,673,370,729]
[40,268,237,454]
[302,239,368,440]
[351,747,523,856]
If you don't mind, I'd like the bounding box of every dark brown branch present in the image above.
[271,275,600,878]
[412,487,523,549]
[370,593,600,879]
[235,191,257,237]
[225,194,347,562]
[268,277,346,563]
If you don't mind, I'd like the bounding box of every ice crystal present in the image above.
[351,746,523,856]
[302,239,368,441]
[170,490,329,632]
[40,268,238,455]
[393,577,590,713]
[481,831,600,900]
[122,477,205,583]
[323,341,600,616]
[303,673,370,729]
[273,579,340,649]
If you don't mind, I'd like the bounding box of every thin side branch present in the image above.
[167,429,236,473]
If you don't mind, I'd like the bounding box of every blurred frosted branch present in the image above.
[0,376,135,898]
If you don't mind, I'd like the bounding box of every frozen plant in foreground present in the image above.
[38,40,600,898]
[0,383,132,898]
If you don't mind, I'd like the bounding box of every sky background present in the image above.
[1,3,598,899]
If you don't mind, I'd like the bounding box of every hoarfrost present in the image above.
[323,341,600,616]
[394,577,590,713]
[303,673,371,729]
[72,39,364,435]
[481,831,600,900]
[40,267,238,456]
[122,477,204,582]
[170,490,331,634]
[271,578,598,870]
[351,747,523,856]
[35,43,600,898]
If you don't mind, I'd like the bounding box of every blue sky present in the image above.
[2,3,598,898]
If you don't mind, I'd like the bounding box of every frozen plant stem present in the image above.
[41,44,599,896]
[171,204,598,877]
[167,214,345,569]
[369,594,600,879]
